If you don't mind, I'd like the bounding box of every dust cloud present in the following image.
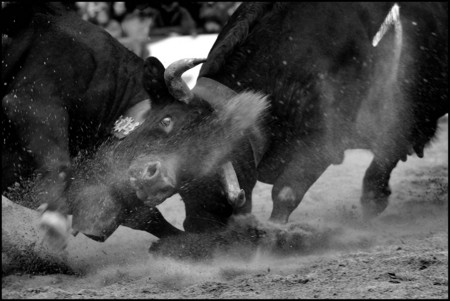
[3,118,446,296]
[62,117,446,292]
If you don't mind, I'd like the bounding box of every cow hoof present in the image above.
[360,191,389,219]
[39,211,71,251]
[268,215,289,225]
[268,207,291,224]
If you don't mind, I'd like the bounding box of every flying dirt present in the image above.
[2,116,447,299]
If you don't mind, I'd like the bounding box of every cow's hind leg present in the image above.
[269,151,331,224]
[360,154,399,218]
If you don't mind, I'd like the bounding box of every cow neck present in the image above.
[193,77,267,167]
[112,99,151,139]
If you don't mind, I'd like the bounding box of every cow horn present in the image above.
[219,161,246,209]
[164,58,206,104]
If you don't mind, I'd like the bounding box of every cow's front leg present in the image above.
[3,93,72,250]
[269,148,332,224]
[360,154,399,218]
[121,204,184,238]
[34,161,73,251]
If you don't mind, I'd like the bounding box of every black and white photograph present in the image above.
[2,2,448,298]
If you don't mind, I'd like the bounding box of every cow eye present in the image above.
[160,116,171,127]
[160,116,173,132]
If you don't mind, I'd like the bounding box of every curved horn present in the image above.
[164,58,206,104]
[219,161,246,209]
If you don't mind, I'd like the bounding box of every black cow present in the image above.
[2,2,245,249]
[122,2,447,228]
[1,2,187,248]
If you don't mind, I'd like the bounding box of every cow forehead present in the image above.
[113,100,207,139]
[113,116,141,139]
[113,99,151,139]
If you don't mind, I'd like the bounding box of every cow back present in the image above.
[2,2,148,155]
[198,2,447,174]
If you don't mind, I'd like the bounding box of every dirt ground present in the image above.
[2,116,448,299]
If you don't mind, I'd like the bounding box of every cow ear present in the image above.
[143,56,170,103]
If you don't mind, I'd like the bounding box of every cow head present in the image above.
[114,56,269,207]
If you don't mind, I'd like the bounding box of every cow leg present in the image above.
[269,149,332,224]
[3,93,72,249]
[360,154,399,218]
[121,205,183,238]
[183,203,231,233]
[3,94,71,211]
[2,143,35,191]
[181,152,257,233]
[1,112,36,191]
[182,186,234,234]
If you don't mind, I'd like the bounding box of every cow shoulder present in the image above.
[199,2,276,77]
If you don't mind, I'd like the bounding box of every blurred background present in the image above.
[75,1,240,87]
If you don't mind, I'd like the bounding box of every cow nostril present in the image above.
[145,161,161,179]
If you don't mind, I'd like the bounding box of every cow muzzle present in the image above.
[128,161,176,207]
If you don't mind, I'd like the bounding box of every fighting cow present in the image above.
[1,2,184,248]
[2,2,246,248]
[120,2,447,228]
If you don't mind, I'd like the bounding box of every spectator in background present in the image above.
[75,2,90,21]
[76,2,123,39]
[149,1,197,36]
[119,8,153,58]
[74,2,239,58]
[75,2,151,58]
[199,2,240,33]
[111,2,128,23]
